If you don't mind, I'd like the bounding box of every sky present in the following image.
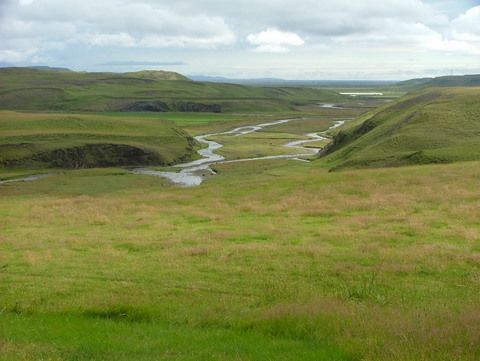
[0,0,479,80]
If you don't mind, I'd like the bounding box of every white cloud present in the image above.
[247,28,304,52]
[0,48,39,63]
[449,5,480,51]
[451,6,480,36]
[168,0,449,36]
[84,33,136,47]
[138,32,235,49]
[410,5,480,56]
[0,0,236,63]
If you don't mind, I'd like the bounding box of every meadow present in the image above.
[1,158,479,360]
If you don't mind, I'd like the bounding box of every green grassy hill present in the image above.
[322,87,480,170]
[0,67,345,113]
[0,111,197,168]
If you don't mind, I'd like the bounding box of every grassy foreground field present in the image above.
[1,158,480,360]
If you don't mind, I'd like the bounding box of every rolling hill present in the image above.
[0,67,345,113]
[396,74,480,89]
[322,87,480,170]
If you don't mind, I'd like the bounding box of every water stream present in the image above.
[0,173,53,186]
[319,103,344,109]
[133,118,347,187]
[0,118,347,188]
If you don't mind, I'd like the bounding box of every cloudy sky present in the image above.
[0,0,479,79]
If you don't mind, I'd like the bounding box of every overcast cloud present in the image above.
[0,0,479,79]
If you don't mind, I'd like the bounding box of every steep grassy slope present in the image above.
[0,68,345,113]
[322,87,480,169]
[0,111,197,168]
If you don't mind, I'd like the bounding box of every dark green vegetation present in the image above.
[0,111,197,168]
[323,87,480,170]
[0,67,345,113]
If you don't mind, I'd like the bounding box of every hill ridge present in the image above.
[0,67,345,113]
[322,87,480,170]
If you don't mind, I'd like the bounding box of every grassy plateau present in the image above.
[0,111,197,168]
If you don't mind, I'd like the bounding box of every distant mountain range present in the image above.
[3,66,478,88]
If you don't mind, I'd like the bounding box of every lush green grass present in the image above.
[45,111,283,136]
[1,159,480,360]
[1,315,347,361]
[0,68,346,113]
[0,111,197,168]
[322,87,480,169]
[214,131,302,159]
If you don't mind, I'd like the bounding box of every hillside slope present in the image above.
[0,111,197,168]
[322,87,480,170]
[0,68,345,113]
